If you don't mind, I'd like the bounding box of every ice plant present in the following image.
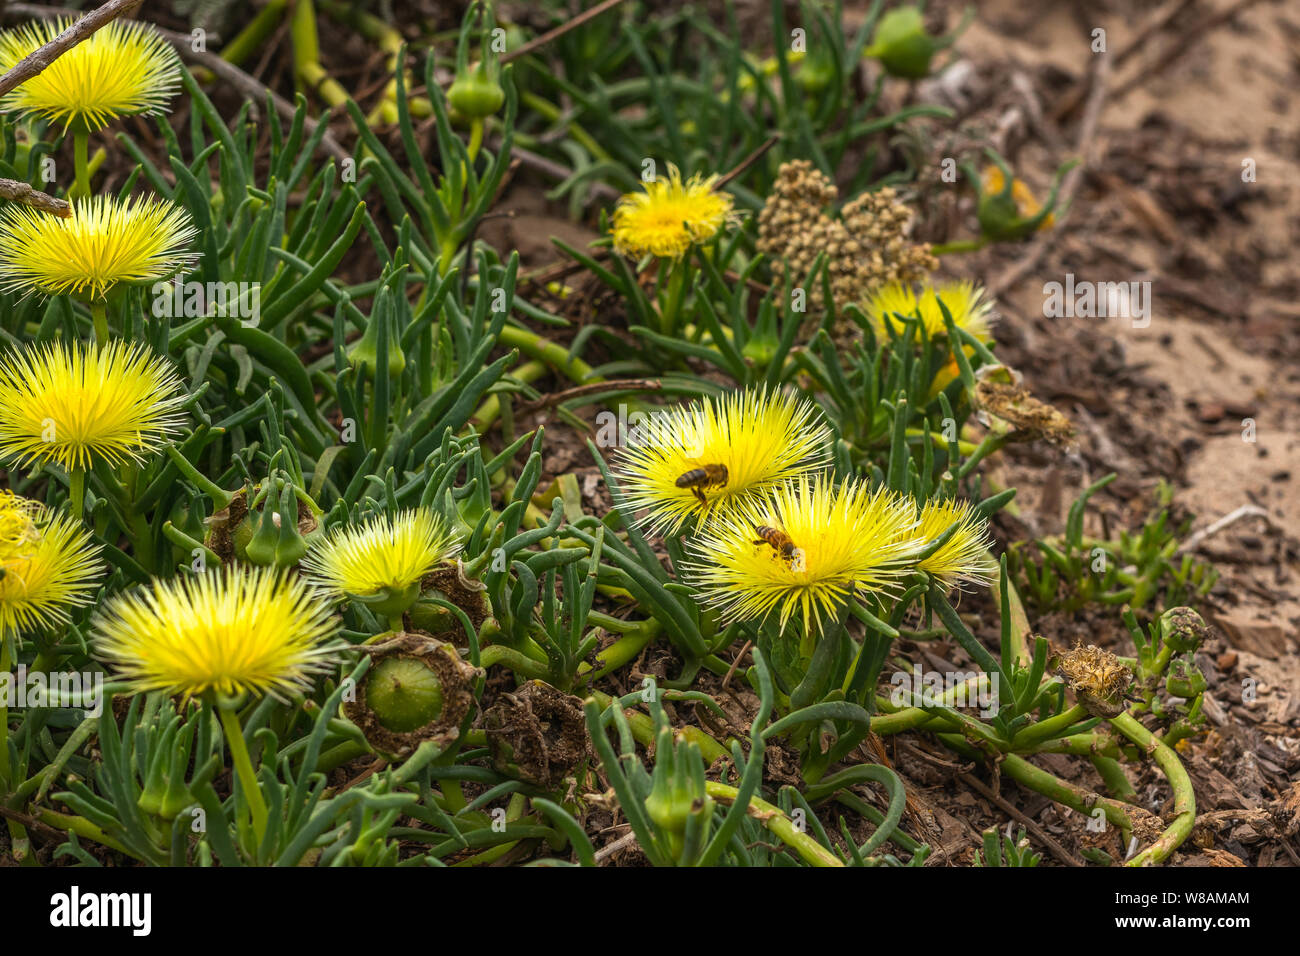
[302,508,461,624]
[0,340,187,516]
[613,388,831,536]
[686,475,920,636]
[611,164,733,261]
[0,195,198,339]
[0,491,101,635]
[863,280,995,343]
[0,491,100,792]
[92,565,340,842]
[910,497,996,591]
[0,18,181,195]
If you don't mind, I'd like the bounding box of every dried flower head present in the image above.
[0,340,187,472]
[756,160,937,314]
[612,388,831,536]
[93,565,339,701]
[686,475,920,635]
[974,377,1075,447]
[1058,643,1132,718]
[611,164,734,259]
[0,195,198,300]
[0,18,180,131]
[0,491,101,633]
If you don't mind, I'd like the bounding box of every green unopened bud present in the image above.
[347,306,405,379]
[365,657,445,732]
[448,1,504,120]
[866,7,939,79]
[1161,607,1208,654]
[448,62,504,120]
[1165,659,1207,699]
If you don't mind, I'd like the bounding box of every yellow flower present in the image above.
[611,164,734,259]
[687,475,920,635]
[863,280,995,342]
[302,509,461,609]
[910,497,996,590]
[0,491,101,633]
[0,195,197,300]
[0,18,180,131]
[93,565,339,700]
[0,340,187,472]
[613,388,831,536]
[982,165,1053,230]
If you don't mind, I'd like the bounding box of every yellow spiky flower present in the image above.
[687,475,920,635]
[0,18,180,132]
[909,496,996,591]
[0,491,101,633]
[863,280,995,343]
[613,388,831,536]
[0,340,187,473]
[302,509,461,614]
[0,195,197,301]
[611,164,734,260]
[93,565,339,700]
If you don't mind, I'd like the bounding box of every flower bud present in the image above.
[1161,607,1208,654]
[866,7,939,80]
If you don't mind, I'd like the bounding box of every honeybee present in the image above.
[675,463,729,505]
[753,525,797,562]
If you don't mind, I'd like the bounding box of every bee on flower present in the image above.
[612,388,831,536]
[686,475,921,636]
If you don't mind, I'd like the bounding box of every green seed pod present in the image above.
[345,631,482,758]
[365,657,445,732]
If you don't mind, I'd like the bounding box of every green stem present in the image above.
[0,631,12,790]
[38,809,137,858]
[89,301,109,345]
[497,325,598,383]
[467,118,485,164]
[1009,703,1088,750]
[704,781,842,867]
[930,236,989,256]
[218,704,269,845]
[68,468,86,520]
[1109,713,1196,866]
[72,131,90,199]
[1090,755,1138,802]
